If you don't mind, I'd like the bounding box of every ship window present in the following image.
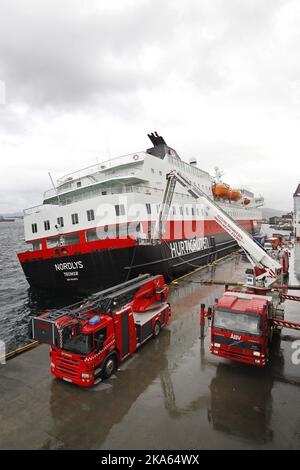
[57,217,64,228]
[115,205,125,216]
[64,233,80,245]
[86,229,100,242]
[191,207,195,216]
[159,171,162,176]
[32,223,38,233]
[31,240,41,251]
[179,206,183,216]
[128,222,141,239]
[77,181,82,188]
[151,168,155,174]
[172,206,176,215]
[118,223,128,238]
[86,226,117,241]
[71,213,79,225]
[185,207,189,215]
[102,191,107,195]
[146,203,151,214]
[46,237,60,249]
[44,220,50,231]
[87,209,95,222]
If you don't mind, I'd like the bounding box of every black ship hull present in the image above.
[20,234,238,293]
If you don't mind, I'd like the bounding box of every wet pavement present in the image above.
[0,250,300,450]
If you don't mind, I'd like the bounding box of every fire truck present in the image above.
[32,274,170,386]
[149,170,299,367]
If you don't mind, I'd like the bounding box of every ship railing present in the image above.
[25,181,253,215]
[23,204,51,215]
[43,169,144,201]
[57,151,147,184]
[167,155,209,178]
[42,153,147,201]
[55,184,193,206]
[23,185,196,215]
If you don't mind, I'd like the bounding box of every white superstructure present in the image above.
[22,133,263,251]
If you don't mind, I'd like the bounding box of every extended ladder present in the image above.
[151,170,282,281]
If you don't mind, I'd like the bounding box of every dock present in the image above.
[1,251,300,450]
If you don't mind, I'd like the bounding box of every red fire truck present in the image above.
[209,291,282,366]
[209,287,300,366]
[32,274,170,387]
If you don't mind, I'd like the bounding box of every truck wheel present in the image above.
[103,355,116,380]
[153,321,161,337]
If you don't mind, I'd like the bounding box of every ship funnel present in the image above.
[146,131,180,160]
[147,132,166,146]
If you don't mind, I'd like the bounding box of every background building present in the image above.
[293,184,300,240]
[269,216,281,225]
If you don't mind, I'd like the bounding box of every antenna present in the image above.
[48,172,61,205]
[214,166,224,183]
[103,129,111,163]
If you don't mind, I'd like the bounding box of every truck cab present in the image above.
[50,311,117,386]
[210,291,274,366]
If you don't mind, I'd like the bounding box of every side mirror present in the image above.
[96,334,105,351]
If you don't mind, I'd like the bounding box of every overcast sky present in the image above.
[0,0,299,213]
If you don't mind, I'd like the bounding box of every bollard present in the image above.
[200,303,206,338]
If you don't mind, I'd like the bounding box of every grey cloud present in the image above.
[0,0,290,113]
[0,0,179,110]
[2,0,275,111]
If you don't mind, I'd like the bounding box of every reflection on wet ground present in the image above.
[0,251,300,449]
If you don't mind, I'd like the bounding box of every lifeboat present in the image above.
[229,189,241,201]
[243,198,251,205]
[212,183,230,199]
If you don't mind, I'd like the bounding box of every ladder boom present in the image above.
[154,170,281,275]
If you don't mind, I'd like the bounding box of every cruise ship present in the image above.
[17,133,264,292]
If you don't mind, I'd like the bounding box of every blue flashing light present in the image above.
[88,315,101,326]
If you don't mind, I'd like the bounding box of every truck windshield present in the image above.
[62,333,93,355]
[213,309,262,336]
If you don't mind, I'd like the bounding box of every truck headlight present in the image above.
[214,343,221,348]
[253,351,261,357]
[50,362,55,368]
[81,373,91,379]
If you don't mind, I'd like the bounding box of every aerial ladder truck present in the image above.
[146,170,299,366]
[32,274,170,386]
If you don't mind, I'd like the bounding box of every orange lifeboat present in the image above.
[243,198,251,205]
[229,189,241,201]
[212,183,230,199]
